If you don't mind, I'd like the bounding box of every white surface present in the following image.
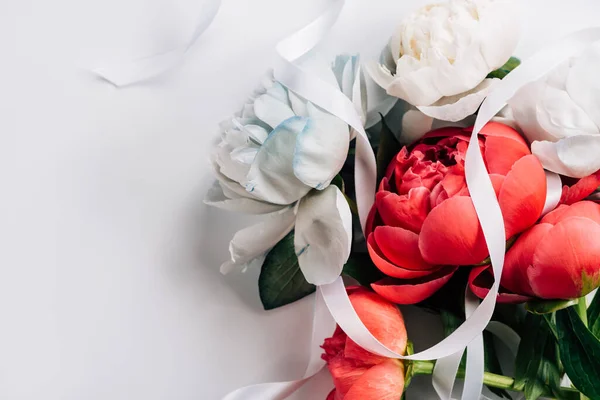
[1,1,599,399]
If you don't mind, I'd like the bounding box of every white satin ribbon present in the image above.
[543,171,562,216]
[220,0,600,395]
[93,0,221,86]
[316,27,600,399]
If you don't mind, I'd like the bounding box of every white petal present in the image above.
[566,42,600,129]
[365,61,395,91]
[431,44,490,98]
[389,56,443,106]
[532,135,600,178]
[401,109,434,144]
[244,124,269,144]
[509,80,555,143]
[205,181,285,214]
[417,78,497,122]
[246,116,312,205]
[253,90,295,129]
[221,207,296,274]
[230,146,258,165]
[477,0,520,70]
[292,103,350,190]
[288,91,308,117]
[537,85,599,138]
[294,186,352,285]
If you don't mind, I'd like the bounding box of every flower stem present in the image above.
[411,360,579,398]
[575,297,590,400]
[412,360,516,390]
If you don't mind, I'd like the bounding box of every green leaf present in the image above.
[526,299,578,315]
[258,231,316,310]
[487,56,521,79]
[587,290,600,339]
[514,314,553,400]
[342,253,384,286]
[375,115,402,183]
[331,174,345,193]
[556,307,600,399]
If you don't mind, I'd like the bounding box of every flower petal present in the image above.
[565,42,600,129]
[498,155,547,238]
[468,265,533,304]
[482,123,531,175]
[367,233,436,279]
[478,0,520,70]
[373,226,432,271]
[560,171,600,205]
[292,103,350,190]
[295,186,352,285]
[344,359,405,400]
[221,207,295,274]
[417,79,498,123]
[419,196,489,265]
[246,116,312,205]
[326,354,370,397]
[205,181,285,214]
[375,187,430,233]
[371,266,457,305]
[253,83,295,129]
[401,109,434,144]
[503,223,553,296]
[541,200,600,226]
[344,289,407,364]
[532,135,600,178]
[529,216,600,299]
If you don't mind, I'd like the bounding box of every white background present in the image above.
[1,0,599,399]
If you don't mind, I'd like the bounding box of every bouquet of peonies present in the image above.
[208,0,600,399]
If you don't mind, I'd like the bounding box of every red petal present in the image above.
[376,187,431,233]
[529,217,600,299]
[541,201,600,226]
[371,266,457,305]
[468,265,532,304]
[344,290,408,363]
[367,234,435,279]
[419,196,489,265]
[503,223,553,296]
[326,389,337,400]
[365,205,378,238]
[489,174,505,198]
[374,226,433,271]
[326,355,370,397]
[482,123,531,175]
[344,359,405,400]
[499,155,547,239]
[560,170,600,205]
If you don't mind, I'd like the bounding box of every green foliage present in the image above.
[375,115,402,183]
[342,253,384,286]
[514,313,566,400]
[556,307,600,399]
[487,56,521,79]
[587,290,600,339]
[525,299,578,315]
[258,231,316,310]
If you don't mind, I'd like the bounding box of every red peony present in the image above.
[470,201,600,302]
[322,287,407,400]
[366,122,548,304]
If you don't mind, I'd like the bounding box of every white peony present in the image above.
[205,55,364,285]
[509,42,600,178]
[368,0,519,124]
